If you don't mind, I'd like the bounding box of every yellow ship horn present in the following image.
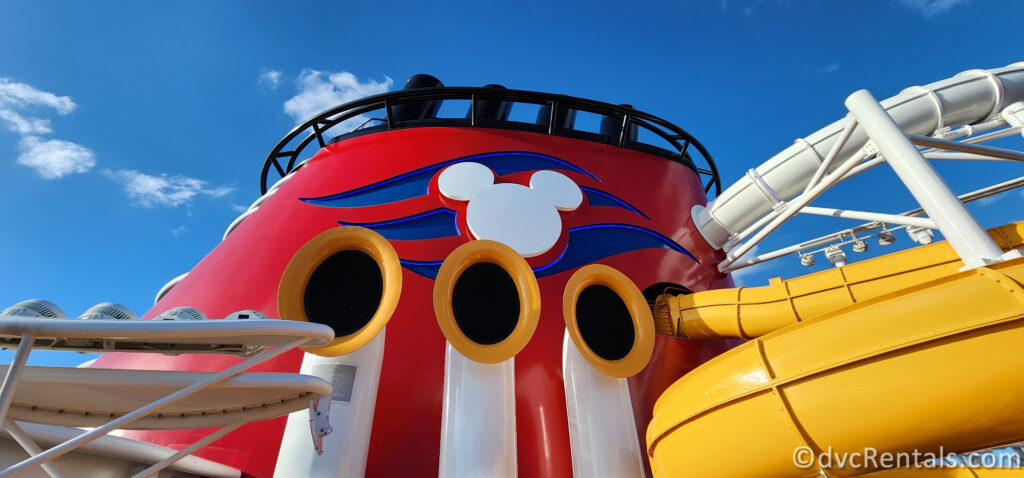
[278,227,402,356]
[433,240,541,364]
[562,264,655,378]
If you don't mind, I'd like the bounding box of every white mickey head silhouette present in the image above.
[438,162,583,257]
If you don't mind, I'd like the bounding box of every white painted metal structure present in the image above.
[561,334,646,478]
[691,62,1024,272]
[274,331,387,478]
[438,343,519,478]
[0,316,334,478]
[1,422,240,478]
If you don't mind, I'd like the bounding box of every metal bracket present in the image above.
[860,140,880,158]
[307,395,333,455]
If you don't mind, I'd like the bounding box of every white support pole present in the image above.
[718,151,868,271]
[923,152,1022,162]
[0,334,33,426]
[723,175,1024,273]
[3,419,66,478]
[909,134,1024,162]
[800,206,936,229]
[721,207,783,252]
[804,116,858,193]
[845,90,1005,269]
[130,421,245,478]
[1,337,310,478]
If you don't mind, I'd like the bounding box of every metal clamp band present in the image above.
[746,168,781,205]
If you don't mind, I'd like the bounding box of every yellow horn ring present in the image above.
[433,240,541,364]
[278,227,402,356]
[562,264,655,378]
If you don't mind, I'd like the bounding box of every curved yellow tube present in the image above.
[866,467,1024,477]
[654,221,1024,340]
[648,257,1024,477]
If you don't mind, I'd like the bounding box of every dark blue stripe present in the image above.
[399,259,444,278]
[531,224,697,277]
[340,209,459,240]
[580,187,649,219]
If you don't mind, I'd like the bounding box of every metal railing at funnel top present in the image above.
[259,87,720,196]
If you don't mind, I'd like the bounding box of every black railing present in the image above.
[260,87,720,196]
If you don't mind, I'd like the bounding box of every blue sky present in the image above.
[1,0,1022,367]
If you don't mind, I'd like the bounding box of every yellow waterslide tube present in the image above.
[647,256,1024,477]
[866,467,1024,477]
[655,221,1024,340]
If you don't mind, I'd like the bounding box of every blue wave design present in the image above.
[302,151,598,208]
[532,224,697,277]
[340,209,459,240]
[400,259,445,278]
[399,223,696,279]
[580,187,649,219]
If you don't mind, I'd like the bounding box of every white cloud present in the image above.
[0,78,76,114]
[0,77,76,136]
[170,225,186,235]
[105,169,234,208]
[820,63,841,74]
[0,109,51,134]
[230,203,249,213]
[895,0,969,17]
[16,136,95,179]
[283,70,392,130]
[258,69,282,90]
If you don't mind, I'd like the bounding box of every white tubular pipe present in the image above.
[3,337,309,478]
[909,134,1024,161]
[804,116,857,193]
[720,150,868,270]
[3,419,66,478]
[0,334,33,426]
[923,152,1020,161]
[800,206,936,229]
[845,90,1005,268]
[274,331,386,478]
[695,62,1024,249]
[439,343,517,478]
[131,421,244,478]
[562,333,645,478]
[723,175,1024,272]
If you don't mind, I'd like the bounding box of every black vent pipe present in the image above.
[600,104,638,143]
[391,74,444,122]
[467,84,512,122]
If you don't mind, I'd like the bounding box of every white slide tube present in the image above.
[695,62,1024,249]
[438,343,517,478]
[274,331,386,478]
[562,333,646,478]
